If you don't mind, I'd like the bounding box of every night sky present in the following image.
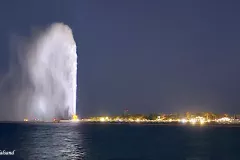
[0,1,240,117]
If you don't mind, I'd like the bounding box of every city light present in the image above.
[190,118,197,125]
[217,117,231,122]
[100,117,105,122]
[181,119,187,123]
[71,114,79,122]
[200,119,205,125]
[19,111,240,125]
[77,112,240,126]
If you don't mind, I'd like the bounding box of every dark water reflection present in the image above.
[0,123,240,160]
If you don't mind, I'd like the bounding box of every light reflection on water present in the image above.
[18,123,86,160]
[0,123,240,160]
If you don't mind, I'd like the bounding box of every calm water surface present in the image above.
[0,123,240,160]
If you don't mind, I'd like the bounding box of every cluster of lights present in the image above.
[189,118,197,124]
[83,115,237,125]
[23,115,234,125]
[24,118,28,122]
[116,118,123,122]
[216,117,231,123]
[94,117,209,124]
[180,117,207,125]
[98,117,146,123]
[100,117,109,122]
[181,119,187,123]
[71,114,80,122]
[23,118,41,122]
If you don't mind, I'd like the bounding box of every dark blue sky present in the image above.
[0,1,240,117]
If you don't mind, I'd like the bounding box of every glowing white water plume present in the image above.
[27,23,77,120]
[0,23,77,121]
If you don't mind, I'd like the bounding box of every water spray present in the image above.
[0,23,78,121]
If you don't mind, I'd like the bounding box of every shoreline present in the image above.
[78,121,240,127]
[1,121,240,127]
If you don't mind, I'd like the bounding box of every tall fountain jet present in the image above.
[0,23,77,121]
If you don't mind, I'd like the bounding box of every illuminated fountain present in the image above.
[0,23,78,121]
[27,23,78,121]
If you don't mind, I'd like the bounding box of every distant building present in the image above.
[124,109,129,116]
[234,114,240,119]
